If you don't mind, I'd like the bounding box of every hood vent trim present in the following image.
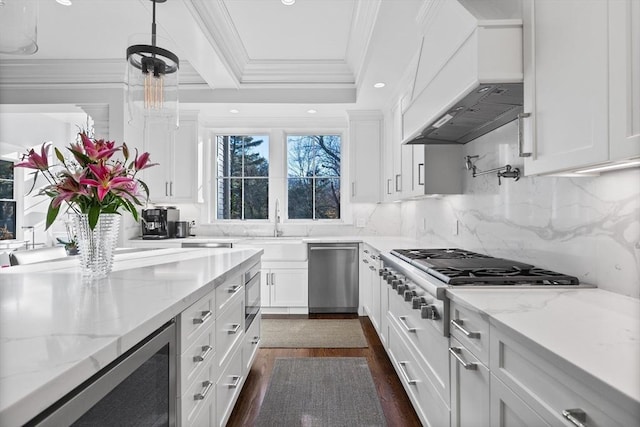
[406,83,523,145]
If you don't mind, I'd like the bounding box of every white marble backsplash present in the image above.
[402,121,640,298]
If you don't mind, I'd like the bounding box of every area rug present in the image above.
[255,357,386,427]
[260,318,368,348]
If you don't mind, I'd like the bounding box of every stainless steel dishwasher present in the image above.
[308,243,359,313]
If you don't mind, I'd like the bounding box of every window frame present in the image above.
[284,133,344,222]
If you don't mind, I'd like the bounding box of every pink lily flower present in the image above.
[80,133,119,161]
[51,175,90,208]
[133,149,158,171]
[15,143,50,170]
[80,163,136,202]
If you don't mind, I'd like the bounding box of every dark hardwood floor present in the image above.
[226,315,422,427]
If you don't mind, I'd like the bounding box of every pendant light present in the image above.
[0,0,39,55]
[126,0,179,127]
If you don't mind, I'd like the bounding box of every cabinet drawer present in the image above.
[179,291,216,352]
[386,314,450,427]
[243,312,261,372]
[491,327,637,427]
[215,290,244,373]
[388,290,449,404]
[449,337,490,427]
[180,324,216,394]
[216,347,244,427]
[490,374,551,427]
[179,356,216,427]
[189,396,215,427]
[449,301,489,365]
[215,274,243,313]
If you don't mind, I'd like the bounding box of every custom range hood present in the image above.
[403,16,524,145]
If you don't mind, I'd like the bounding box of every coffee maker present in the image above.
[141,207,180,239]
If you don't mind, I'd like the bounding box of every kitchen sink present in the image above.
[235,238,307,261]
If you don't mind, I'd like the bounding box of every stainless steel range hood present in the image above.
[402,19,523,145]
[404,82,523,145]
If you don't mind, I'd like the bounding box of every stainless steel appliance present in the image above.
[308,243,359,313]
[174,221,189,238]
[380,248,590,336]
[141,208,179,239]
[244,262,261,331]
[30,320,177,426]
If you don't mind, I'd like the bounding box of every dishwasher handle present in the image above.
[309,246,358,251]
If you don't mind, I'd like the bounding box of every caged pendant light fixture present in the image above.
[126,0,179,127]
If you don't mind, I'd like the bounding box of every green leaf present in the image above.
[88,205,100,230]
[139,180,150,199]
[45,201,60,230]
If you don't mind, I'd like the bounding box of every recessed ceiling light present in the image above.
[307,109,317,114]
[229,109,239,114]
[281,0,296,5]
[56,0,72,5]
[374,82,386,88]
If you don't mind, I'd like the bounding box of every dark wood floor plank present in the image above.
[226,315,421,427]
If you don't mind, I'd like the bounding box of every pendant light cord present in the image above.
[151,0,157,49]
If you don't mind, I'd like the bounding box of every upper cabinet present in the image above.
[522,0,640,175]
[143,112,199,203]
[348,111,382,203]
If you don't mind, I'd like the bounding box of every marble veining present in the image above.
[405,121,640,298]
[447,288,640,406]
[0,248,261,427]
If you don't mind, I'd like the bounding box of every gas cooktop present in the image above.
[390,248,579,286]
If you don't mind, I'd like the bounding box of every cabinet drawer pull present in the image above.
[364,249,369,254]
[227,375,241,388]
[193,345,213,363]
[227,284,241,293]
[398,316,417,333]
[518,112,532,157]
[226,323,241,334]
[194,380,213,401]
[450,319,480,339]
[252,336,260,345]
[363,259,369,264]
[562,409,587,427]
[369,265,376,271]
[398,361,418,385]
[193,310,212,325]
[449,347,477,370]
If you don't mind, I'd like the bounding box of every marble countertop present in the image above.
[446,288,640,408]
[0,247,262,427]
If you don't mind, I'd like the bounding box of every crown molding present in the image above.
[345,0,382,84]
[241,60,354,84]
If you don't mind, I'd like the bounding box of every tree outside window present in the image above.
[216,135,269,220]
[287,135,341,220]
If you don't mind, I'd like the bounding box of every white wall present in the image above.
[401,121,640,298]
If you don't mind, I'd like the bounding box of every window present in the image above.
[287,135,341,220]
[215,135,269,220]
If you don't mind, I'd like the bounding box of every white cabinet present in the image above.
[609,0,640,161]
[449,337,490,427]
[143,112,198,203]
[522,0,640,175]
[359,244,382,331]
[260,262,308,313]
[348,111,382,203]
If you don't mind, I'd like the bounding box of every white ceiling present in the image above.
[0,0,427,119]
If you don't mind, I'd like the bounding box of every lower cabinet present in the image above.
[449,337,490,427]
[260,262,308,314]
[177,260,259,426]
[489,374,550,427]
[359,244,382,331]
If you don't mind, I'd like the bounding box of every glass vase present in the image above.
[73,213,120,277]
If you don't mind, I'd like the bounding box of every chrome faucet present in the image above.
[273,198,282,237]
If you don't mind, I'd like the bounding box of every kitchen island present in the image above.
[0,247,262,427]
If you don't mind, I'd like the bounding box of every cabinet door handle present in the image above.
[170,181,173,196]
[193,310,212,324]
[351,182,356,197]
[271,273,275,286]
[194,380,213,401]
[227,375,241,388]
[562,409,587,427]
[450,319,480,339]
[398,315,417,333]
[227,323,241,334]
[518,112,532,157]
[266,273,270,286]
[395,174,402,192]
[449,347,477,370]
[165,181,169,196]
[363,259,369,264]
[387,178,392,195]
[369,265,376,271]
[193,345,213,363]
[398,361,418,385]
[252,336,261,345]
[418,163,424,185]
[227,284,241,293]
